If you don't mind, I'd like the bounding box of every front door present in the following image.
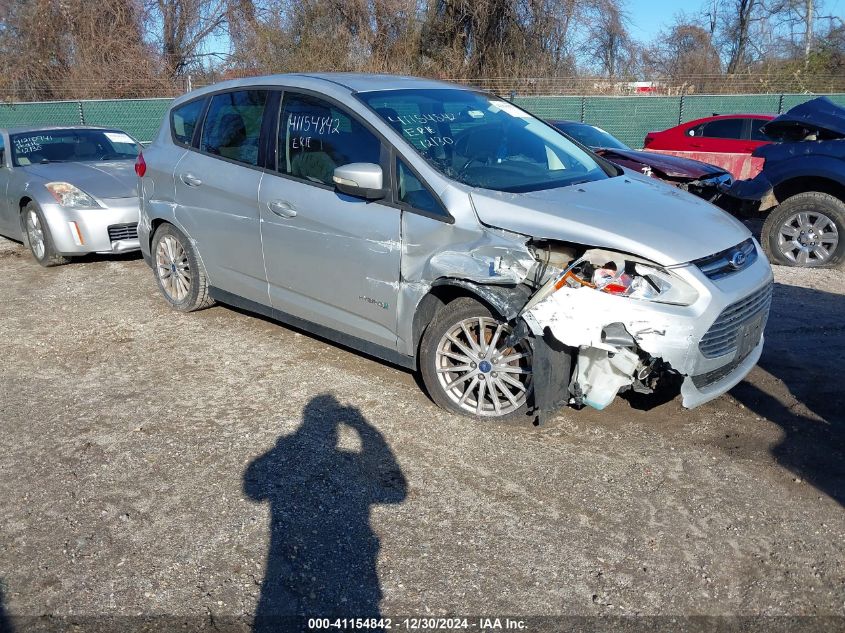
[258,90,401,351]
[174,89,270,305]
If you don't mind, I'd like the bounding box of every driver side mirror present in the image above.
[333,163,386,200]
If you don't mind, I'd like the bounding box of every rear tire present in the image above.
[151,223,215,312]
[21,202,69,267]
[419,297,533,421]
[761,192,845,268]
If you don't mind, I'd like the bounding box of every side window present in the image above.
[396,159,444,216]
[0,136,5,167]
[278,92,381,186]
[171,99,205,146]
[700,118,744,139]
[688,124,704,137]
[200,90,268,166]
[749,118,772,141]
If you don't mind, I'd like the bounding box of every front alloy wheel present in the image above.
[25,209,46,260]
[420,298,532,420]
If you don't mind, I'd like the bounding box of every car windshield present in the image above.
[358,89,609,193]
[553,121,630,150]
[10,129,140,166]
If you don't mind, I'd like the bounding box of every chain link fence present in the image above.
[1,92,844,147]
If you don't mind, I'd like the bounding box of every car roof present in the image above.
[1,125,122,135]
[172,73,472,106]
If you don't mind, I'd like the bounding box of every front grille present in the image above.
[699,283,773,358]
[108,223,138,241]
[694,238,757,280]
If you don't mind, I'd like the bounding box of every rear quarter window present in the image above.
[700,118,745,139]
[171,99,206,146]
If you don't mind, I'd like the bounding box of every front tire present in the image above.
[761,192,845,268]
[151,223,215,312]
[419,297,533,420]
[21,202,69,267]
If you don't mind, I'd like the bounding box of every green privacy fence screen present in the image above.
[1,93,844,147]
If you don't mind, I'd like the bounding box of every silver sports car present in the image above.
[0,126,142,266]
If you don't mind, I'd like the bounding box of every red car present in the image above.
[644,114,776,153]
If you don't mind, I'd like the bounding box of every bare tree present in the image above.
[643,21,722,79]
[145,0,229,78]
[584,0,638,78]
[0,0,168,100]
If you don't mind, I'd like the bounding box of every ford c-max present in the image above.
[136,74,773,421]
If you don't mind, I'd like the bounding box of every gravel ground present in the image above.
[0,235,842,632]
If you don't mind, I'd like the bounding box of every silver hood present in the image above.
[21,161,138,199]
[470,174,751,266]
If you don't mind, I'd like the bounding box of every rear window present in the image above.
[749,118,773,141]
[697,118,745,139]
[200,90,268,166]
[171,98,206,146]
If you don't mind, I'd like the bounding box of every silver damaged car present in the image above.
[0,126,142,266]
[138,74,774,421]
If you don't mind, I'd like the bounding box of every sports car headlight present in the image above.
[45,182,100,209]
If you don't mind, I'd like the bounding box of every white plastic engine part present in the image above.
[575,346,640,410]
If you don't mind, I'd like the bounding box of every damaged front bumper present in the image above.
[521,242,773,410]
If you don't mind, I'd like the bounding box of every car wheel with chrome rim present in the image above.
[420,297,533,420]
[20,202,69,267]
[762,191,845,268]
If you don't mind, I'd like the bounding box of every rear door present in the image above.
[174,89,271,305]
[258,90,401,351]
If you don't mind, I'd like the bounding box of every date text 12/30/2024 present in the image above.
[307,618,528,630]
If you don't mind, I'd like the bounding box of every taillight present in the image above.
[135,152,146,177]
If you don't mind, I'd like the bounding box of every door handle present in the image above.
[268,200,297,218]
[179,172,202,187]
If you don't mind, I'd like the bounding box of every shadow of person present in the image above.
[244,395,407,630]
[0,580,13,633]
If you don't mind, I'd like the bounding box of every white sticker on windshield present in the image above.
[468,110,485,118]
[105,132,134,144]
[489,100,530,118]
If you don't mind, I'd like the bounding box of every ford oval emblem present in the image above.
[729,250,748,269]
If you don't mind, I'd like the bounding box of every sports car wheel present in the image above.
[21,202,69,267]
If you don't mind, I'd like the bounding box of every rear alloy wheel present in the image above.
[420,297,532,420]
[21,202,69,267]
[151,223,215,312]
[762,192,845,268]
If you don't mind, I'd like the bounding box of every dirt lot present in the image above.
[0,235,843,631]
